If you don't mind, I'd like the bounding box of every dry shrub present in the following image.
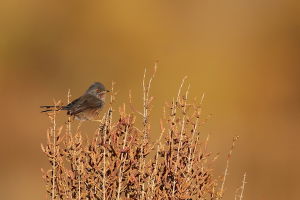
[41,68,243,199]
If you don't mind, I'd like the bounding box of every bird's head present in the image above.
[86,82,110,100]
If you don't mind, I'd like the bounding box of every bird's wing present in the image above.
[65,98,81,110]
[68,94,103,115]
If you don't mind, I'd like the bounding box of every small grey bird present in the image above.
[40,82,109,121]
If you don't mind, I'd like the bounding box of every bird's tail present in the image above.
[40,105,67,113]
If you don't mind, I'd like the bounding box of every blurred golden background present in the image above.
[0,0,299,199]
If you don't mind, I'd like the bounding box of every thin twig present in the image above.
[51,101,60,199]
[116,109,130,200]
[139,65,157,199]
[172,83,190,197]
[239,173,247,200]
[67,89,71,135]
[219,136,239,198]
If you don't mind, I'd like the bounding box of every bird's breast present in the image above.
[74,108,101,121]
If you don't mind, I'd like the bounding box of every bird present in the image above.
[40,82,109,121]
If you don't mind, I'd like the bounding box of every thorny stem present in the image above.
[102,123,107,200]
[201,134,210,173]
[165,76,187,176]
[187,93,205,175]
[239,173,247,200]
[102,81,115,200]
[101,111,110,200]
[187,117,199,173]
[64,89,72,199]
[219,136,239,198]
[109,81,115,131]
[142,64,157,125]
[176,76,188,105]
[51,101,59,200]
[139,65,157,199]
[150,144,160,198]
[67,89,71,135]
[169,77,187,168]
[172,84,190,197]
[117,116,130,200]
[78,174,81,200]
[149,120,165,199]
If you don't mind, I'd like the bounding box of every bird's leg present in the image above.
[65,116,74,124]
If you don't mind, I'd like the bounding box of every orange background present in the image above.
[0,1,299,199]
